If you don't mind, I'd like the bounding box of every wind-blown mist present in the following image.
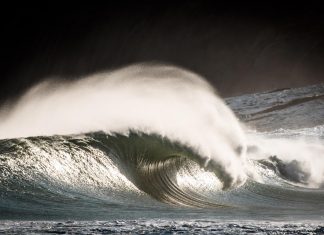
[0,64,247,189]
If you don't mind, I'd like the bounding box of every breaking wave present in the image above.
[0,64,323,218]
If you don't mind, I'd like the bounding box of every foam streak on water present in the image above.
[1,220,324,234]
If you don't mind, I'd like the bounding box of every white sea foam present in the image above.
[247,129,324,188]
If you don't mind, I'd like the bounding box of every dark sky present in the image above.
[2,2,324,102]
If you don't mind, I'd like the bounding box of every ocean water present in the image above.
[0,65,323,234]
